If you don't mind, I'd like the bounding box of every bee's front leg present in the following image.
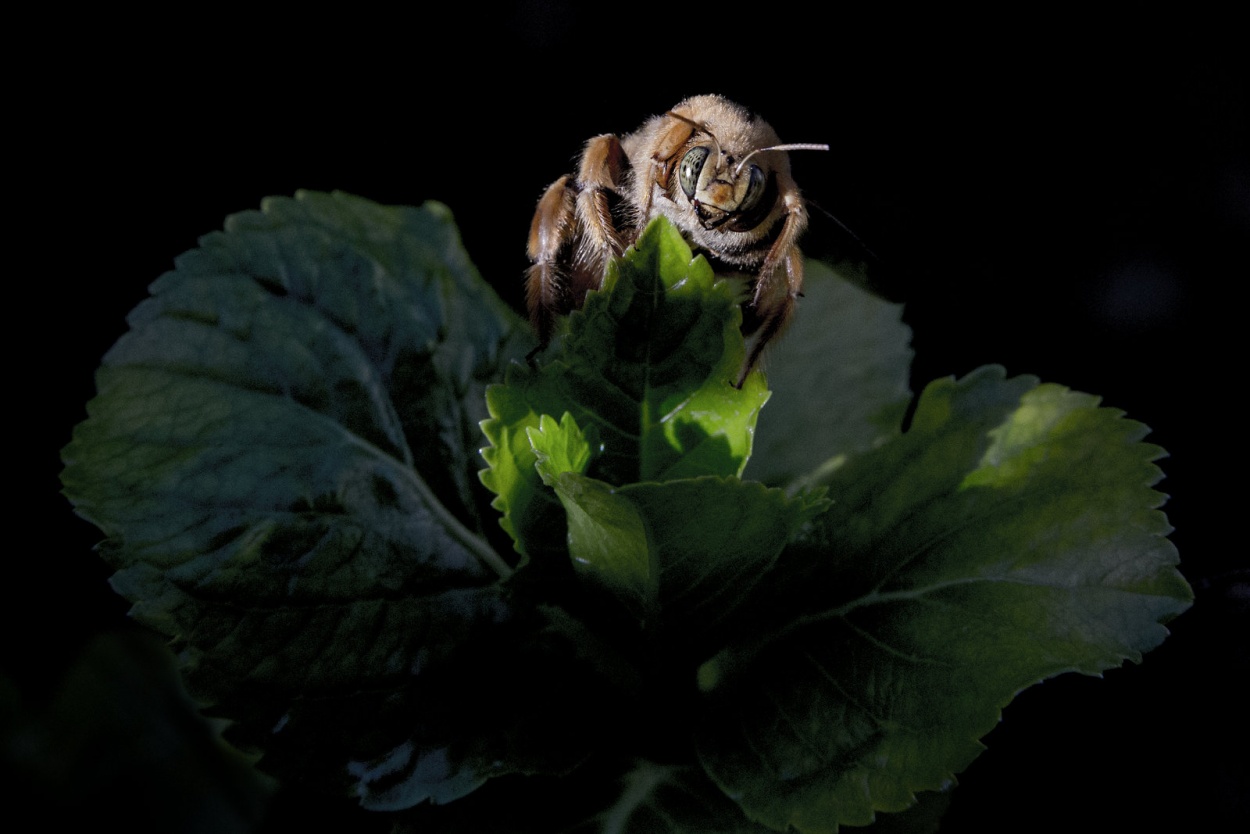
[751,190,808,310]
[741,195,809,385]
[740,248,804,386]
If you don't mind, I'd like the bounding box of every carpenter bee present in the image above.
[525,95,828,385]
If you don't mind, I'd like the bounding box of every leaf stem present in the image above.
[345,427,515,580]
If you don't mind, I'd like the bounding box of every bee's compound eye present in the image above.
[678,146,710,199]
[740,164,766,214]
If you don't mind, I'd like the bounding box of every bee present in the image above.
[525,94,828,385]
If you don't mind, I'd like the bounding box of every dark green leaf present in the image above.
[696,366,1192,832]
[388,759,776,834]
[4,630,273,830]
[61,191,541,808]
[744,259,912,488]
[568,762,778,834]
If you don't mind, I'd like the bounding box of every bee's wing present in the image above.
[802,199,906,304]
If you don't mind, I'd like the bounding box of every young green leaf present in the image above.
[479,217,770,562]
[695,366,1192,832]
[61,191,540,808]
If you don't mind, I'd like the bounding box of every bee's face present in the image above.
[676,143,774,233]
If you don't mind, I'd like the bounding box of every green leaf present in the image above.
[743,259,913,488]
[622,478,825,639]
[533,415,656,622]
[524,406,820,633]
[528,411,595,482]
[695,366,1192,832]
[60,191,542,808]
[572,219,769,484]
[479,217,770,561]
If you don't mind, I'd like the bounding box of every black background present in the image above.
[11,7,1247,831]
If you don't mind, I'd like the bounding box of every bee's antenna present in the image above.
[735,143,830,176]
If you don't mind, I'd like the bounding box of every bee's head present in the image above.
[667,110,828,233]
